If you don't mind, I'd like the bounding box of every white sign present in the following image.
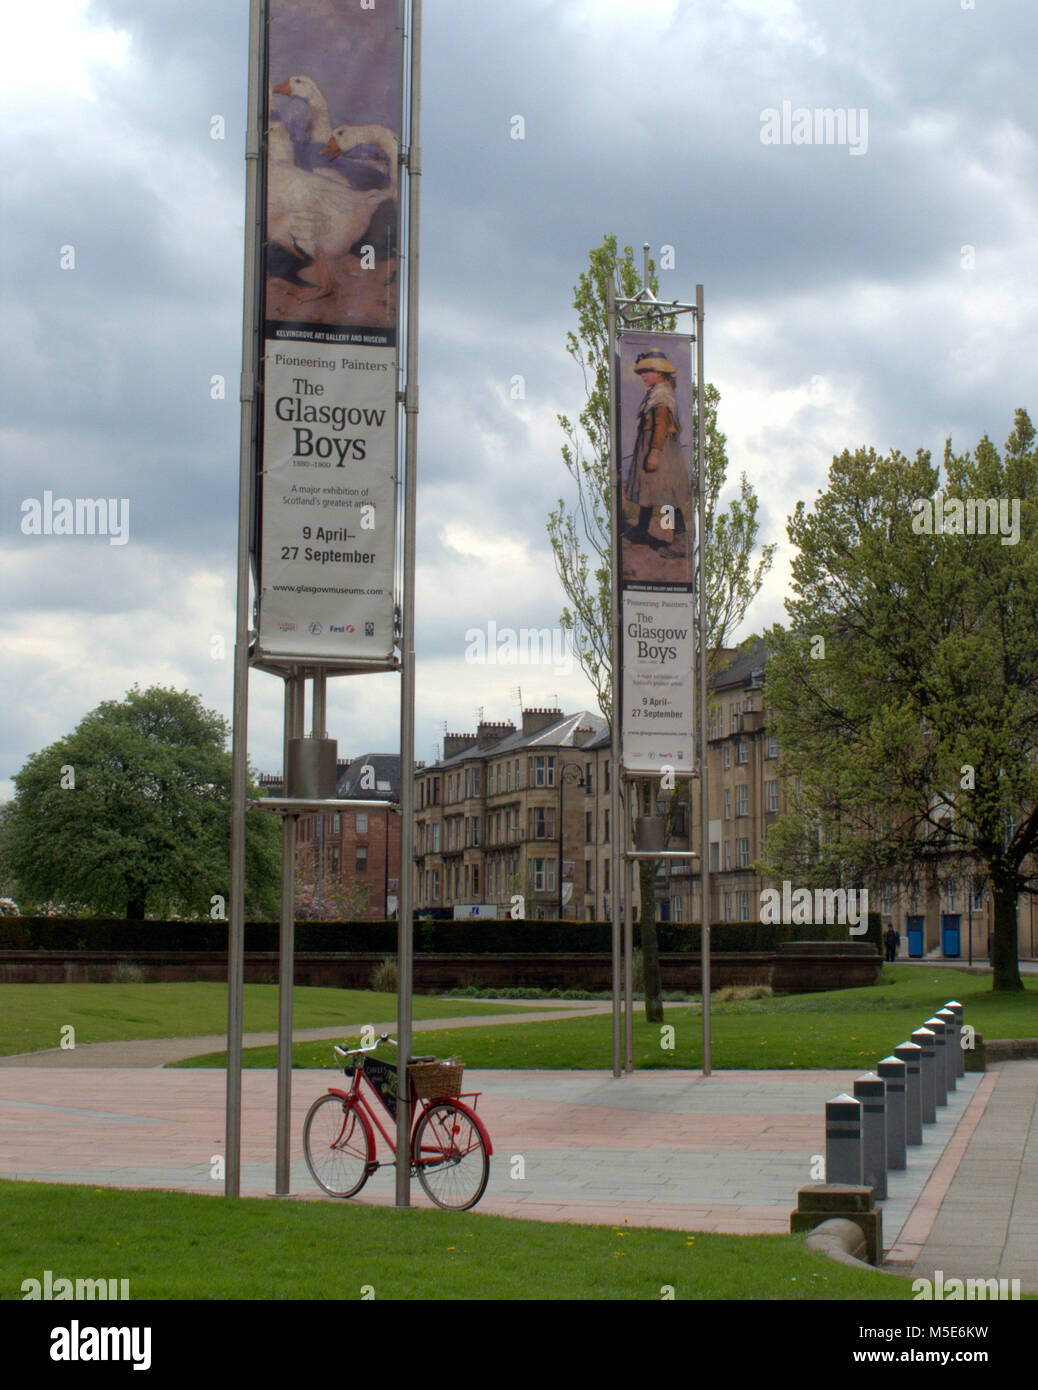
[620,591,695,772]
[258,344,397,660]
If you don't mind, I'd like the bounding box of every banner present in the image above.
[616,330,696,773]
[255,0,405,662]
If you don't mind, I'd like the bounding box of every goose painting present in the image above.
[272,74,392,191]
[321,123,400,262]
[266,116,398,303]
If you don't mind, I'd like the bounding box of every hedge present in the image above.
[0,915,878,955]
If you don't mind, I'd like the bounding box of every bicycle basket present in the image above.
[408,1057,464,1099]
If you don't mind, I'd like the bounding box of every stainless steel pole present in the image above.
[624,807,634,1074]
[606,278,622,1078]
[696,284,711,1077]
[274,674,303,1195]
[226,0,265,1199]
[395,0,422,1207]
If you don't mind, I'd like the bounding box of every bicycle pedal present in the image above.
[365,1161,381,1174]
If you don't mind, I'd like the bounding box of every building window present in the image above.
[724,789,731,820]
[473,767,480,795]
[709,842,719,871]
[506,763,512,790]
[604,809,610,843]
[604,859,610,892]
[356,845,368,873]
[532,807,556,839]
[737,890,750,919]
[472,816,480,846]
[729,705,737,733]
[357,812,368,834]
[332,813,340,833]
[736,837,750,869]
[585,857,594,891]
[432,870,439,900]
[723,743,731,769]
[881,881,893,915]
[331,846,340,872]
[514,760,520,788]
[472,865,479,895]
[532,858,556,892]
[433,778,440,805]
[585,763,593,794]
[737,741,748,765]
[724,891,734,921]
[766,780,779,813]
[431,823,441,853]
[736,784,749,817]
[605,761,611,792]
[724,840,732,870]
[585,812,593,843]
[767,734,778,759]
[531,755,556,788]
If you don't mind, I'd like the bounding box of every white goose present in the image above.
[266,124,397,300]
[322,123,400,261]
[273,75,392,190]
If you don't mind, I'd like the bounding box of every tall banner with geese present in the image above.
[255,0,405,663]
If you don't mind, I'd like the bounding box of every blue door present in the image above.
[941,913,961,958]
[906,915,925,958]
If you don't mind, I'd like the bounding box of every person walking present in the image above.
[884,925,899,962]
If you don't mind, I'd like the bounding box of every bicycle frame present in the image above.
[325,1041,493,1170]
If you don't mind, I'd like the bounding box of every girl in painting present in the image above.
[623,350,692,556]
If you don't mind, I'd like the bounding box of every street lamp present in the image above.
[558,761,584,920]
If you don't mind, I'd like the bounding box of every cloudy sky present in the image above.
[3,0,1036,798]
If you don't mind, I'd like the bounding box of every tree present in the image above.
[294,842,372,921]
[0,685,280,920]
[547,236,775,1019]
[761,411,1038,992]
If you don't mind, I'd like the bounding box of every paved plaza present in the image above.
[1,1035,1034,1291]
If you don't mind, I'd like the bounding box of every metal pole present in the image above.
[226,0,265,1199]
[395,0,422,1207]
[696,284,711,1077]
[274,674,303,1195]
[606,277,622,1078]
[313,672,326,915]
[557,772,564,919]
[624,823,634,1074]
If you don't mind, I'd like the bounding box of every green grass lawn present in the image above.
[0,1180,917,1301]
[178,966,1037,1070]
[0,983,538,1058]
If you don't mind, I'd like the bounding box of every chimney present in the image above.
[477,720,516,749]
[522,707,564,737]
[573,725,598,747]
[443,732,476,760]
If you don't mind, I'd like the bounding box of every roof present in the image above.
[423,710,609,771]
[336,753,400,800]
[710,635,768,692]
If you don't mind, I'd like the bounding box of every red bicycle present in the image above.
[302,1033,492,1211]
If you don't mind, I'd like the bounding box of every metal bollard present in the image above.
[945,1000,965,1078]
[853,1074,887,1200]
[825,1094,863,1185]
[894,1041,923,1145]
[925,1017,949,1106]
[936,1008,958,1092]
[912,1027,937,1124]
[877,1056,907,1170]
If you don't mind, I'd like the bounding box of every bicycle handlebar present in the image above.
[333,1032,397,1061]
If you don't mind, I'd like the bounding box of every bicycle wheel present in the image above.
[303,1094,372,1198]
[413,1101,490,1211]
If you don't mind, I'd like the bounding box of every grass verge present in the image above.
[0,1179,916,1300]
[177,966,1037,1070]
[0,983,536,1058]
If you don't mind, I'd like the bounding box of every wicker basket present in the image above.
[408,1057,464,1099]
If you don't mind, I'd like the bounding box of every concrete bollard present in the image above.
[825,1094,863,1185]
[895,1041,923,1145]
[936,1008,958,1092]
[945,1000,965,1078]
[912,1027,937,1124]
[925,1017,949,1106]
[877,1056,907,1170]
[853,1074,887,1201]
